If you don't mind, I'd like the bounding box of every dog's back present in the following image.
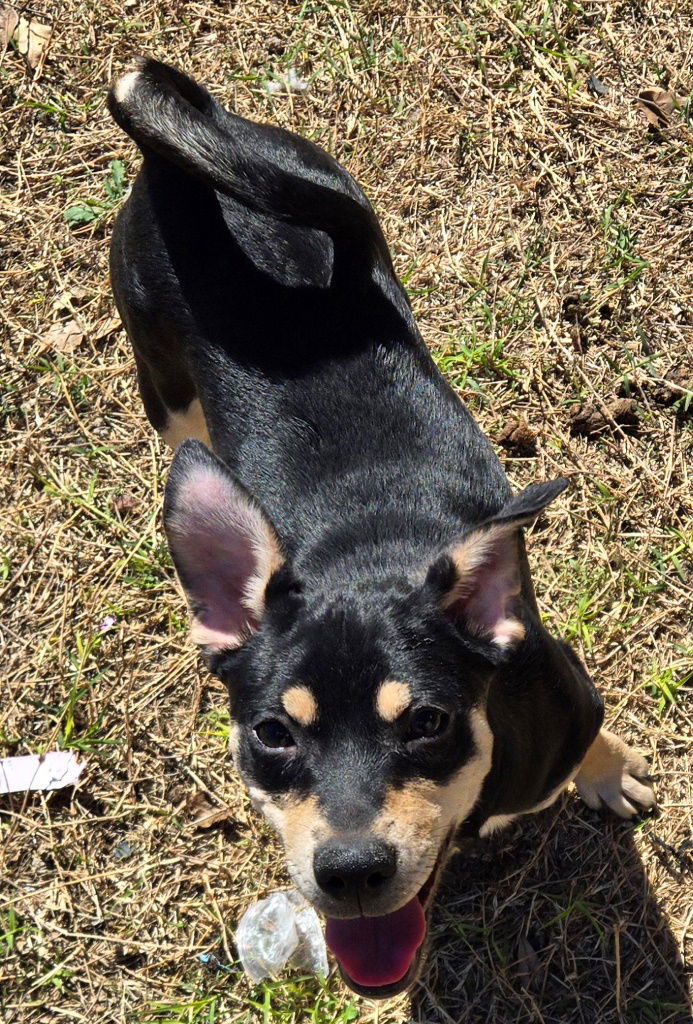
[108,58,511,574]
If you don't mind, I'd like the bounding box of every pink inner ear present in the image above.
[448,530,524,646]
[168,468,280,650]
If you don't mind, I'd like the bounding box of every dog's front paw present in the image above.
[574,728,655,818]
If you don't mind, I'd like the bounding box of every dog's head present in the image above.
[163,441,566,995]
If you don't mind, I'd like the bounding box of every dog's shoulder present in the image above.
[471,615,604,826]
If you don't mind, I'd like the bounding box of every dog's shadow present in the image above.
[409,797,691,1024]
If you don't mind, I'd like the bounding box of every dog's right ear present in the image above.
[163,441,284,652]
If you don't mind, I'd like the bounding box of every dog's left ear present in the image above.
[426,479,569,649]
[163,440,284,652]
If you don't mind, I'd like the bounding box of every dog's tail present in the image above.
[107,57,382,248]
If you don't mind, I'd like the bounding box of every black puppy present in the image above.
[108,59,654,997]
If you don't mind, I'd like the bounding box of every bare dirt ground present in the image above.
[2,1,692,1022]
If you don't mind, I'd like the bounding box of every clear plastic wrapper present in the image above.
[235,890,328,983]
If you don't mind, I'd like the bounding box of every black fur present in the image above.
[109,57,603,960]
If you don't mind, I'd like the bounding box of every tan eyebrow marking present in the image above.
[281,685,318,727]
[376,680,412,722]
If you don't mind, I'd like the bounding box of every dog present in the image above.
[107,58,655,998]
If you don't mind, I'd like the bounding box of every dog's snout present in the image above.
[313,838,397,900]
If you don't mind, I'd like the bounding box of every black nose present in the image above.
[313,838,397,900]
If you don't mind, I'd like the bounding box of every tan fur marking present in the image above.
[248,790,328,848]
[365,707,494,906]
[280,794,326,848]
[376,680,412,722]
[228,722,240,763]
[282,685,318,727]
[161,397,212,449]
[241,531,284,626]
[575,728,654,818]
[478,812,518,837]
[248,708,495,915]
[373,708,493,838]
[374,779,446,839]
[248,789,330,898]
[479,768,579,837]
[484,616,525,647]
[446,524,511,590]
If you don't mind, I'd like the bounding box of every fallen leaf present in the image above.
[12,13,52,68]
[41,319,84,354]
[92,314,122,339]
[186,790,234,830]
[516,934,541,991]
[636,87,684,129]
[26,18,51,68]
[1,5,19,49]
[53,286,89,311]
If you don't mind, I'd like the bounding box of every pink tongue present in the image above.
[325,898,426,988]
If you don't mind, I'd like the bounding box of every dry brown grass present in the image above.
[1,1,692,1022]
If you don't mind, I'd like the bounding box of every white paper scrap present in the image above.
[0,752,85,794]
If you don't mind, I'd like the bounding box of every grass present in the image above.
[64,159,129,228]
[139,975,359,1024]
[1,0,692,1022]
[646,652,693,718]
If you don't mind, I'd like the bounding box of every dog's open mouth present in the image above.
[324,838,450,998]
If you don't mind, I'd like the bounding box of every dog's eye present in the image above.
[254,719,295,750]
[407,707,450,741]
